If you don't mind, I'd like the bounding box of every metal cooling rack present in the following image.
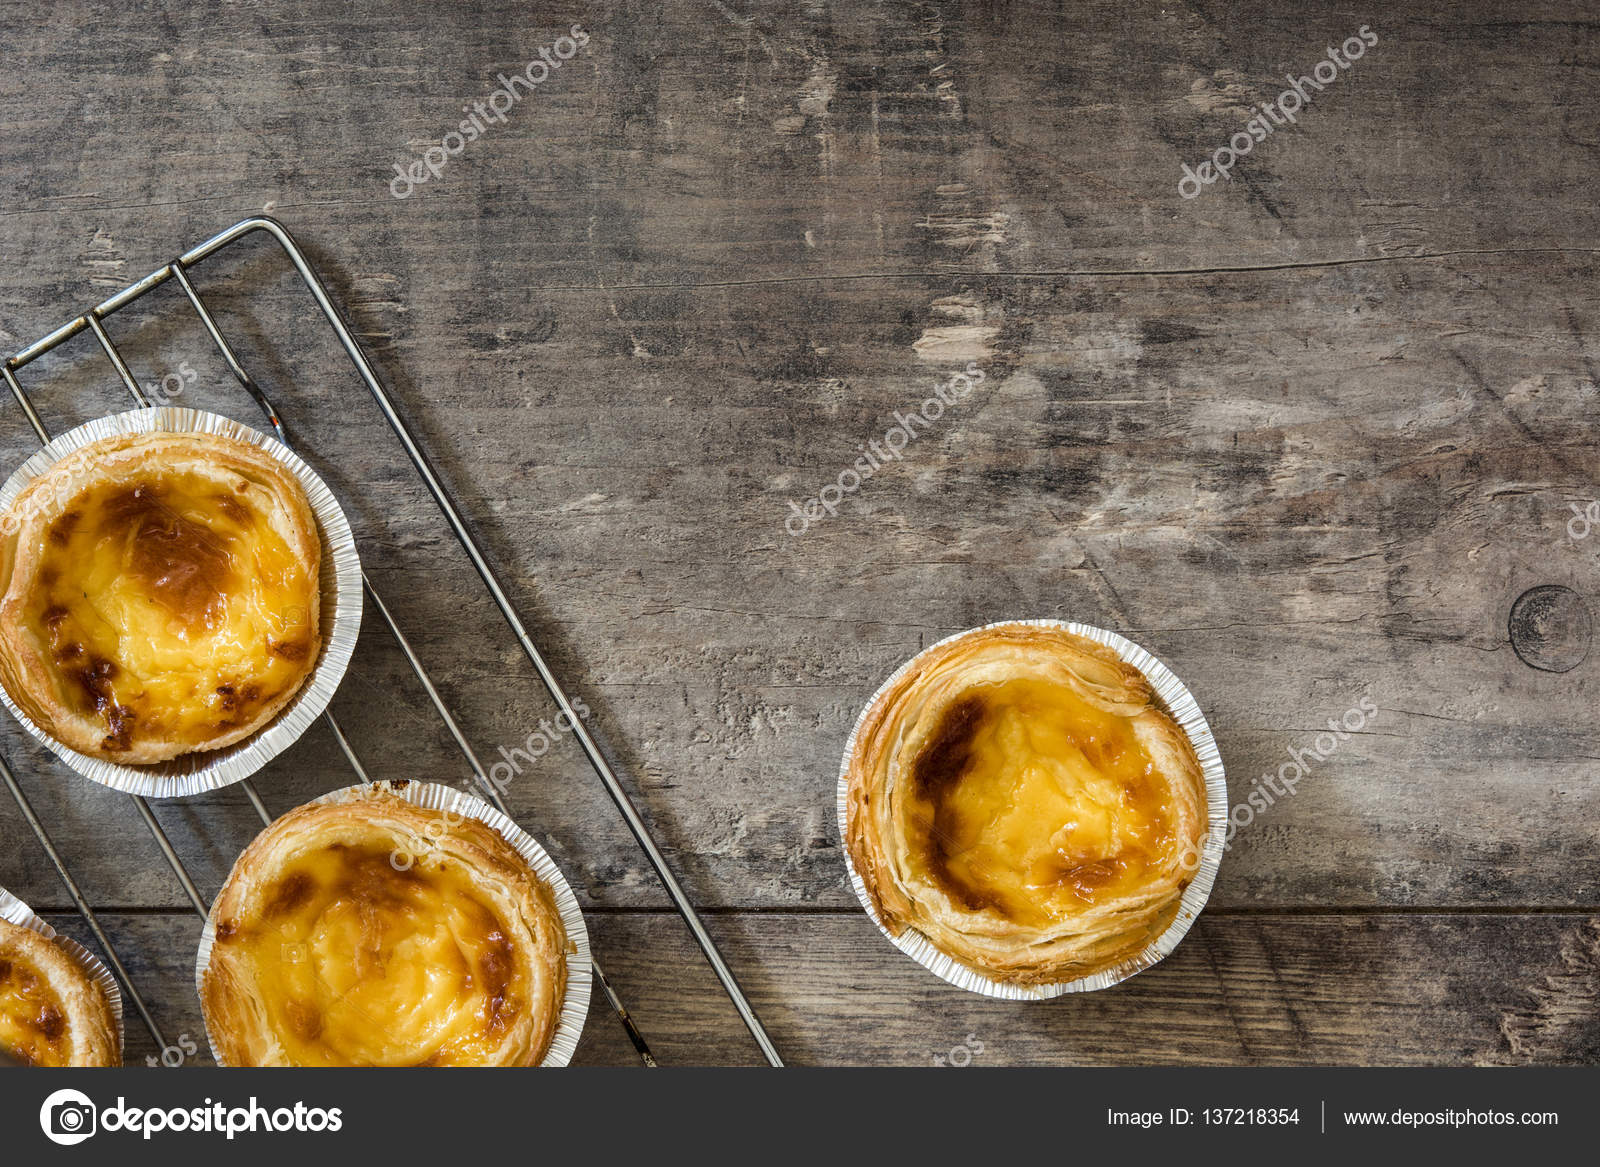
[0,216,782,1068]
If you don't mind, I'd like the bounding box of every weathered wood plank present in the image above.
[7,251,1600,913]
[43,910,1600,1067]
[4,1,1597,280]
[1,0,1598,1068]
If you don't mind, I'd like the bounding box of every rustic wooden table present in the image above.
[1,0,1596,1067]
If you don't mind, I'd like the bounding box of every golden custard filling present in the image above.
[214,843,525,1067]
[0,955,71,1066]
[905,676,1178,927]
[26,470,316,753]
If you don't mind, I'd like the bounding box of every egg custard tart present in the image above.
[0,431,321,763]
[200,790,568,1066]
[0,916,121,1066]
[844,623,1207,986]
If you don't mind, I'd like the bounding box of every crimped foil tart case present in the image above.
[0,884,125,1059]
[837,619,1228,1000]
[0,407,362,798]
[194,780,592,1068]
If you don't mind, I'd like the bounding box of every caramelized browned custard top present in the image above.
[213,841,526,1066]
[0,955,70,1066]
[25,470,315,753]
[905,676,1178,927]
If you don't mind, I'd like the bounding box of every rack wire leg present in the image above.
[6,348,250,918]
[2,218,736,1066]
[214,217,784,1068]
[170,262,659,1067]
[0,759,168,1050]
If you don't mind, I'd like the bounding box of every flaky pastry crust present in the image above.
[0,917,121,1066]
[200,787,568,1067]
[0,431,322,763]
[845,623,1207,985]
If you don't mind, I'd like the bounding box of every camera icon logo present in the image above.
[39,1088,97,1146]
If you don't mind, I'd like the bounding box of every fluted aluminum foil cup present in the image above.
[0,885,125,1062]
[0,407,362,798]
[837,619,1228,999]
[195,780,591,1067]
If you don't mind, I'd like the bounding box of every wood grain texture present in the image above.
[43,910,1600,1067]
[2,0,1597,1064]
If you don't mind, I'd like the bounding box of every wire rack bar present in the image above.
[0,218,735,1065]
[165,267,658,1065]
[196,217,782,1066]
[85,296,327,839]
[3,282,475,1058]
[1,340,239,1054]
[101,272,656,1063]
[0,756,167,1050]
[5,343,282,860]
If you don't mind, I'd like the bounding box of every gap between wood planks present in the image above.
[501,245,1600,293]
